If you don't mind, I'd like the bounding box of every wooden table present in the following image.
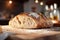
[5,34,60,40]
[1,25,60,40]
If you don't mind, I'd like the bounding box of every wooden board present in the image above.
[1,25,60,39]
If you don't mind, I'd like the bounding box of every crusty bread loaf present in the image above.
[9,12,53,29]
[39,13,53,28]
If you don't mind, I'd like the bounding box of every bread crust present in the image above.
[9,12,53,29]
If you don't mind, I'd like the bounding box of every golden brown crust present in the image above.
[9,12,53,29]
[17,12,40,28]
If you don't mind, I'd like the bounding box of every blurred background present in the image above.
[0,0,60,25]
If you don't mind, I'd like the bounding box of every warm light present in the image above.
[35,0,38,3]
[54,3,57,9]
[50,12,53,19]
[40,2,43,5]
[53,10,56,15]
[6,0,13,9]
[50,5,53,10]
[45,5,49,10]
[51,20,58,23]
[9,0,12,4]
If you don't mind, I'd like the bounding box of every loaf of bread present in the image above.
[9,12,53,29]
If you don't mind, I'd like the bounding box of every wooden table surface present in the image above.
[1,25,60,40]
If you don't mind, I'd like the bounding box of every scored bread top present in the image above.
[9,12,53,29]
